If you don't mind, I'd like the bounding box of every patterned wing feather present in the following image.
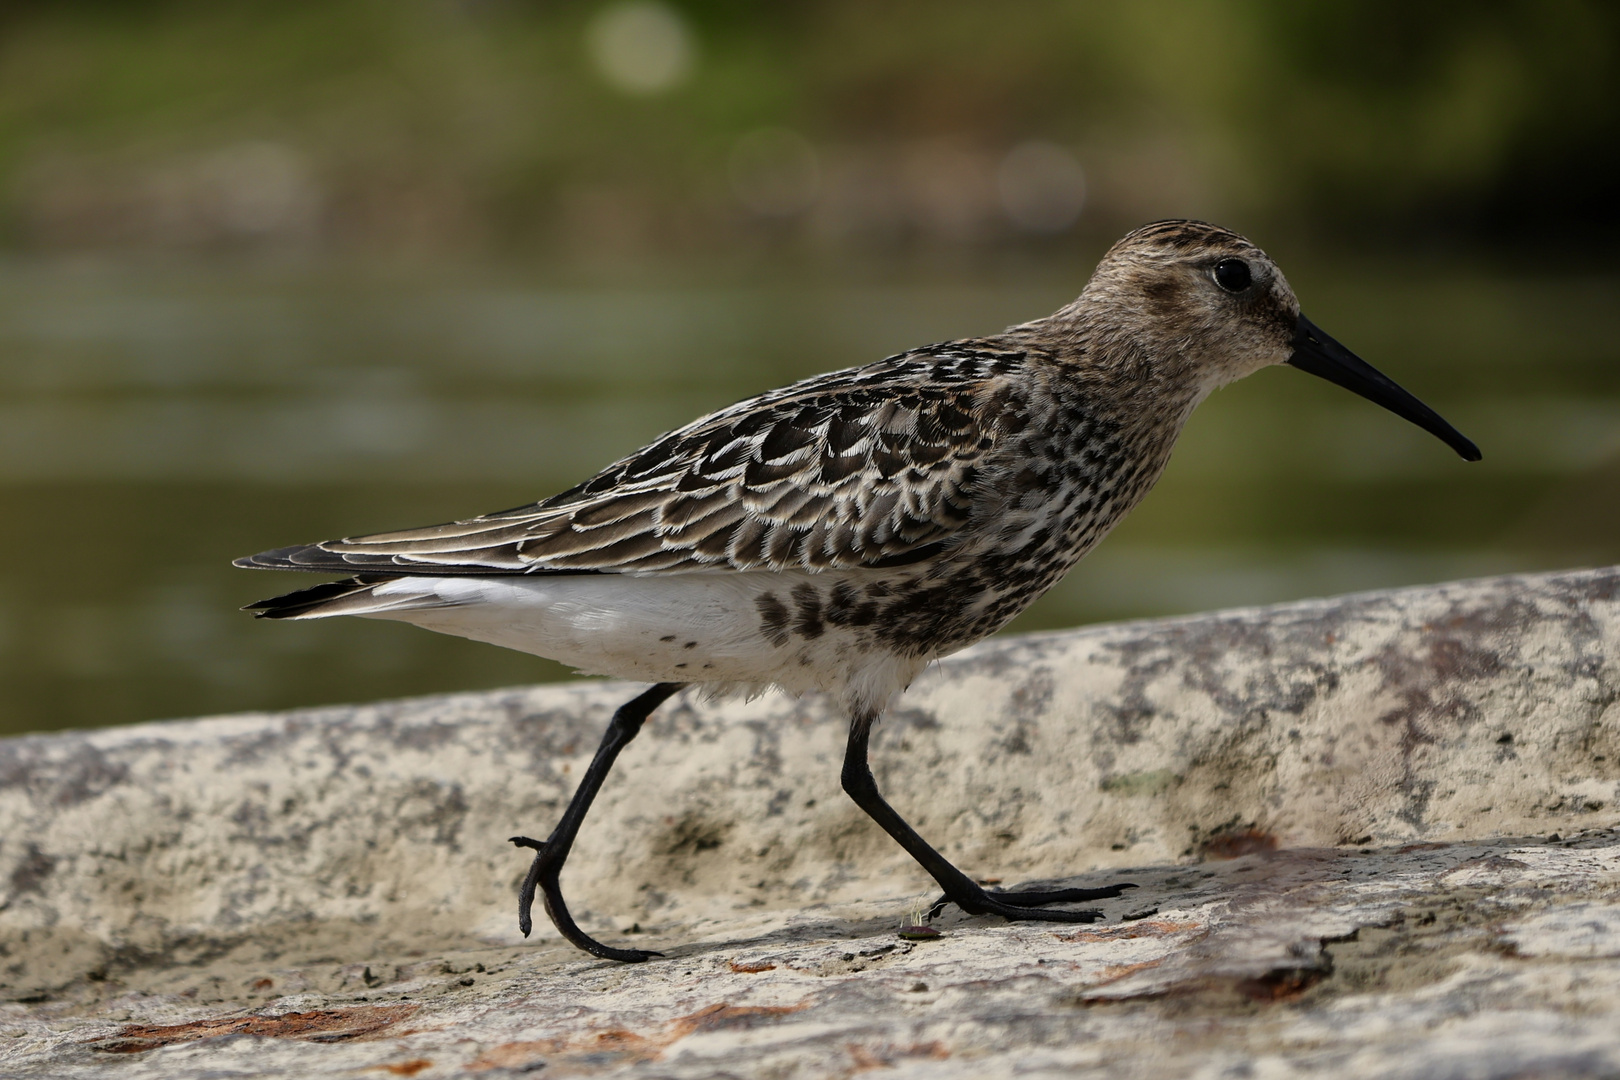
[235,348,1031,577]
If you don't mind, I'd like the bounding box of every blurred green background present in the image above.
[0,0,1615,733]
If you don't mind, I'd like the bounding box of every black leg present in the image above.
[510,682,684,962]
[840,709,1136,924]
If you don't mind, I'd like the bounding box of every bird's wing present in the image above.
[236,348,1031,577]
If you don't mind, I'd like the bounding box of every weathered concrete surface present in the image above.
[0,566,1615,1077]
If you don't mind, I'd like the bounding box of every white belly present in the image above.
[357,571,929,716]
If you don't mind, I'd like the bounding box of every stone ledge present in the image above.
[0,566,1615,1078]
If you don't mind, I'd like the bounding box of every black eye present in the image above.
[1213,258,1252,292]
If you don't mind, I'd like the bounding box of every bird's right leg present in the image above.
[510,681,684,963]
[840,709,1135,923]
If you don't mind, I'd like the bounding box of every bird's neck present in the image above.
[1004,314,1210,433]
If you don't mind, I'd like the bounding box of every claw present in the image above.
[926,880,1137,922]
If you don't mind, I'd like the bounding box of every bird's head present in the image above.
[1062,219,1480,461]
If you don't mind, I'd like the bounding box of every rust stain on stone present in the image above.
[375,1061,432,1077]
[90,1005,417,1053]
[1083,962,1328,1006]
[668,1001,807,1038]
[467,1040,553,1071]
[848,1039,949,1071]
[1200,829,1279,859]
[465,1002,809,1072]
[727,959,777,973]
[1233,967,1326,1001]
[1088,958,1169,987]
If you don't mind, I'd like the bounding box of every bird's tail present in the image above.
[244,576,458,620]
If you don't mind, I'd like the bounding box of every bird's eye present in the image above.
[1213,258,1252,293]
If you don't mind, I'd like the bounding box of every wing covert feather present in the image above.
[259,348,1032,577]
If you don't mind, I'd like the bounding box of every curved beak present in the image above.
[1287,314,1481,462]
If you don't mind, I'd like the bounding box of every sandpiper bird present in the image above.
[237,220,1480,962]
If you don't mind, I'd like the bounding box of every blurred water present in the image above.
[0,261,1614,733]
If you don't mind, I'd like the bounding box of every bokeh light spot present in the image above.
[586,1,695,96]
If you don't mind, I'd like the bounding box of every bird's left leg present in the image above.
[839,708,1135,923]
[510,681,684,962]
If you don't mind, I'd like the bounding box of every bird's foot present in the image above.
[926,881,1137,922]
[509,836,663,963]
[561,938,663,964]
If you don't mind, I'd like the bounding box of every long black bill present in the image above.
[1288,314,1481,462]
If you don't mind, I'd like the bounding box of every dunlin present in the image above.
[237,220,1480,962]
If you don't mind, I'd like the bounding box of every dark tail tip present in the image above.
[242,578,369,619]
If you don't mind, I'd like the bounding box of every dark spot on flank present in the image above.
[824,581,878,627]
[756,592,791,647]
[684,641,698,649]
[675,663,688,669]
[660,635,677,642]
[791,583,824,639]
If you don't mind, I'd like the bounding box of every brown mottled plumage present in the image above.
[237,220,1480,962]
